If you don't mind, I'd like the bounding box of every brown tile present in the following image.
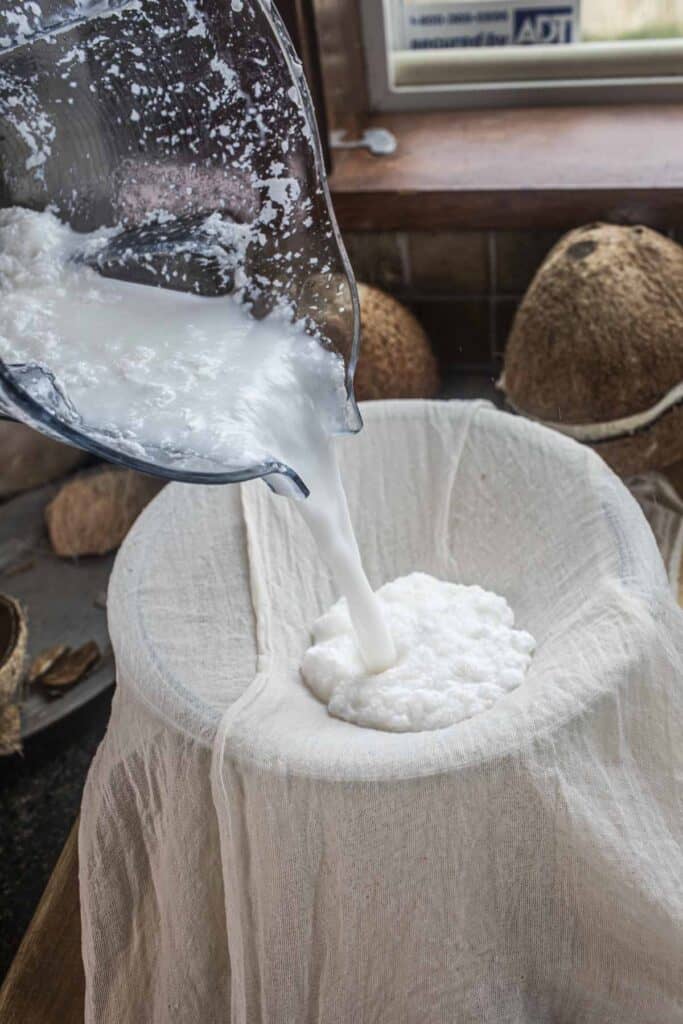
[408,231,489,294]
[493,297,521,358]
[494,230,561,295]
[343,232,405,290]
[440,371,503,405]
[412,299,492,371]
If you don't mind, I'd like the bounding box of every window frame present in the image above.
[361,0,683,112]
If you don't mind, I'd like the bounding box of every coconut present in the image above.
[0,593,27,705]
[501,223,683,475]
[0,422,87,499]
[354,284,440,402]
[46,468,164,558]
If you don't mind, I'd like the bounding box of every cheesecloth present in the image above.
[79,400,683,1024]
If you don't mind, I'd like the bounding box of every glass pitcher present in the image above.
[0,0,361,497]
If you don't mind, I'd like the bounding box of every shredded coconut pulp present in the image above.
[302,572,535,732]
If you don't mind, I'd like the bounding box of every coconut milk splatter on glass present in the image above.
[0,205,396,673]
[0,0,534,720]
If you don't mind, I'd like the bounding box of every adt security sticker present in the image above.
[513,6,575,43]
[402,0,580,49]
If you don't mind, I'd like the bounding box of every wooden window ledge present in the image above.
[330,104,683,231]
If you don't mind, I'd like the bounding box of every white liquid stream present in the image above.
[0,207,396,673]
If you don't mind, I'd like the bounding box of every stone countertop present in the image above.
[0,684,113,981]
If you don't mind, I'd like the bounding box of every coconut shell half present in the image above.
[502,223,683,475]
[355,284,441,402]
[589,403,683,476]
[46,468,164,558]
[0,593,27,705]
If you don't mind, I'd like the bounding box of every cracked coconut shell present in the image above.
[0,593,27,705]
[501,223,683,475]
[354,284,440,402]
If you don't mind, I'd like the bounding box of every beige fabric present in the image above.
[80,400,683,1024]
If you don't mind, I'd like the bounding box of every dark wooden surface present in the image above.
[0,821,84,1024]
[330,105,683,230]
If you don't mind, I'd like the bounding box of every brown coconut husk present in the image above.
[355,284,440,402]
[0,593,27,705]
[0,422,87,499]
[46,468,164,558]
[502,223,683,473]
[587,404,683,477]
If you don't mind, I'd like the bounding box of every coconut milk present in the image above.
[0,205,396,673]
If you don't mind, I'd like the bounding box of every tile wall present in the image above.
[343,229,559,378]
[343,225,677,379]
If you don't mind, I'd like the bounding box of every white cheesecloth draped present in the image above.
[79,400,683,1024]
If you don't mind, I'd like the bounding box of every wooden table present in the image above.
[0,822,84,1024]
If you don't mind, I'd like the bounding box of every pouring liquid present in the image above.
[0,206,396,673]
[295,438,396,674]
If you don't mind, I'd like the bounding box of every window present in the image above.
[361,0,683,109]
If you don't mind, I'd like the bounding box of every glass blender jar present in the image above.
[0,0,361,497]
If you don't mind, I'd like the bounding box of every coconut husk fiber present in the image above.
[355,284,440,401]
[46,468,164,558]
[501,223,683,475]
